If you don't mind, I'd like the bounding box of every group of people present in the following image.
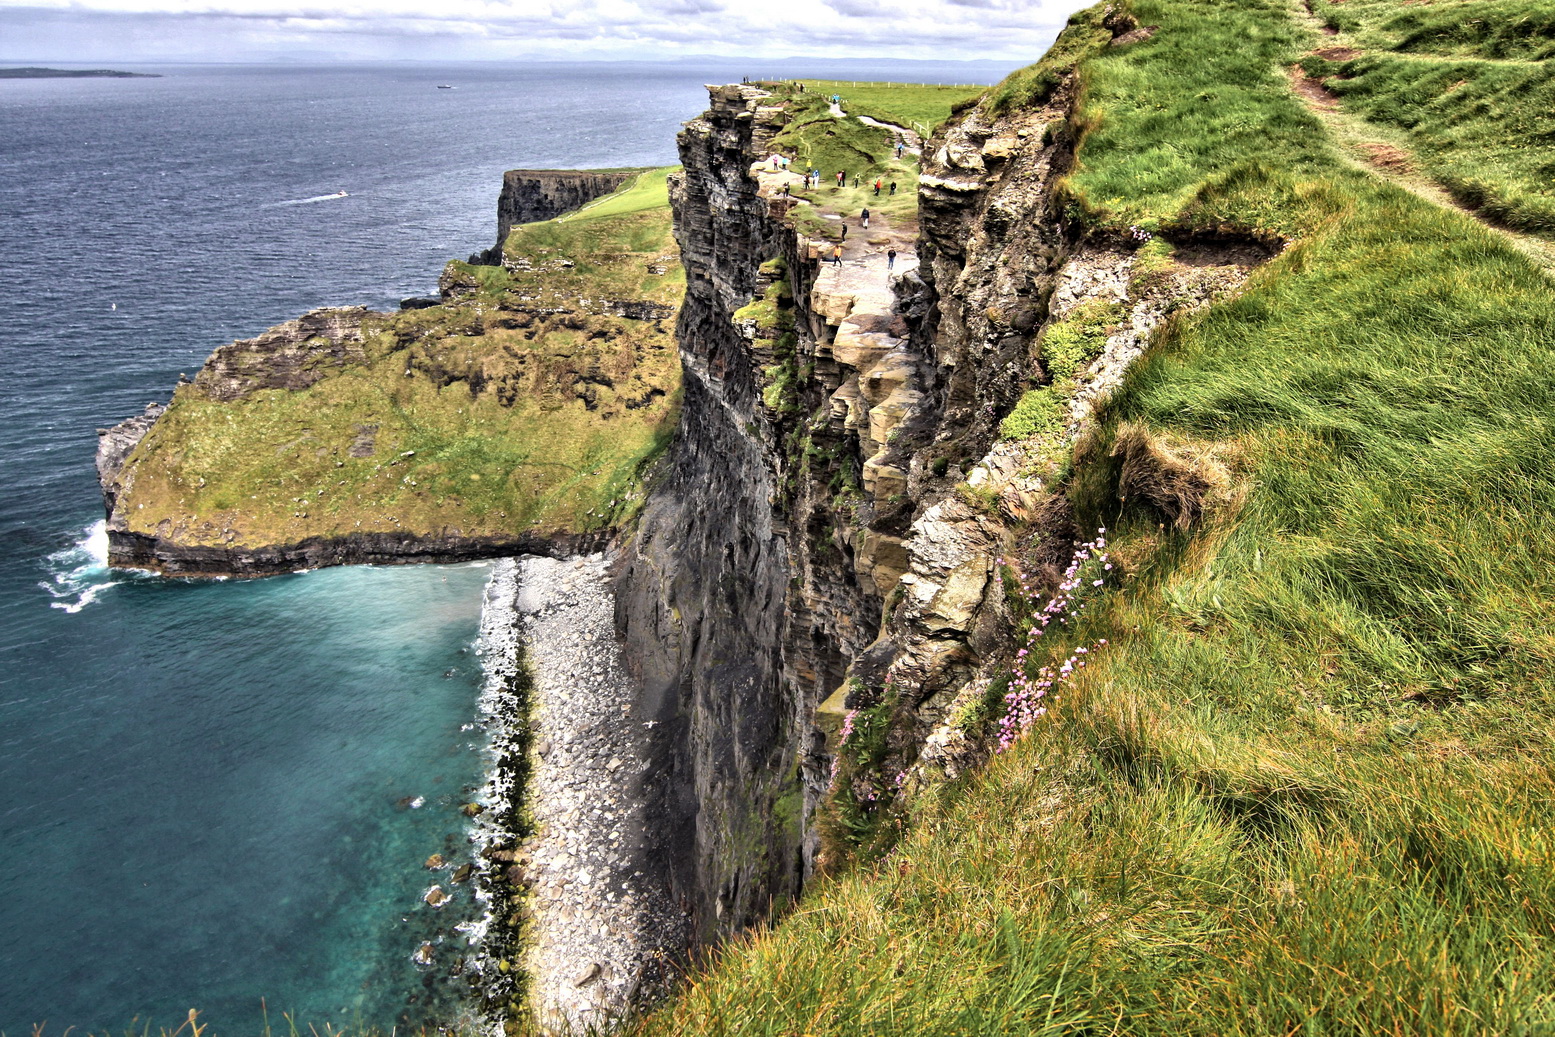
[828,242,899,271]
[761,137,916,275]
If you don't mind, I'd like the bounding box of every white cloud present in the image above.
[0,0,1074,62]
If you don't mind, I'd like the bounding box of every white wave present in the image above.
[464,558,524,956]
[268,191,350,207]
[41,520,120,613]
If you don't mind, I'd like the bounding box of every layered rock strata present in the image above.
[484,169,640,263]
[613,64,1273,951]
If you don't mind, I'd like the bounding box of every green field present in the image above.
[622,0,1555,1033]
[788,79,984,135]
[118,170,682,549]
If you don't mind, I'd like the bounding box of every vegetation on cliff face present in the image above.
[625,0,1555,1031]
[115,170,681,551]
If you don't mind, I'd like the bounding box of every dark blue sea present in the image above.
[0,58,1008,1034]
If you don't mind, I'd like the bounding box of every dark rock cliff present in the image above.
[483,169,640,263]
[615,86,824,939]
[617,58,1266,950]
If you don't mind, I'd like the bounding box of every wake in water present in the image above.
[40,520,119,613]
[268,191,350,207]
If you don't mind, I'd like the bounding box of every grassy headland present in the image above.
[755,82,953,240]
[623,0,1555,1032]
[116,169,682,551]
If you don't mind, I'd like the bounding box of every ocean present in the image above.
[0,58,1006,1033]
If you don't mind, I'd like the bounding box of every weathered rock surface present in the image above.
[485,169,640,263]
[96,402,163,513]
[608,65,1274,963]
[190,307,372,402]
[103,527,609,577]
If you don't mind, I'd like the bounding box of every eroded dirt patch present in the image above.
[1289,66,1342,109]
[1359,142,1412,172]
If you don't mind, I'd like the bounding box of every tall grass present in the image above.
[618,0,1555,1031]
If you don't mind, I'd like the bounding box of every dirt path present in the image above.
[1288,2,1555,273]
[855,114,924,157]
[753,156,920,290]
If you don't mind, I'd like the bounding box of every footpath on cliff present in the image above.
[1287,1,1555,276]
[749,93,928,507]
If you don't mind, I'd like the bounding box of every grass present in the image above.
[616,0,1555,1032]
[117,170,682,549]
[763,93,922,233]
[786,79,984,136]
[1291,0,1555,235]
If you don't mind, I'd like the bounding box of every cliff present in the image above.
[618,0,1555,1029]
[99,169,682,576]
[614,17,1273,954]
[481,169,642,264]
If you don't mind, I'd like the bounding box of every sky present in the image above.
[0,0,1075,64]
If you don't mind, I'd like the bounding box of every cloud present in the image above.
[0,0,1072,62]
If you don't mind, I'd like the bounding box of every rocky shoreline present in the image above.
[103,526,612,578]
[468,555,689,1034]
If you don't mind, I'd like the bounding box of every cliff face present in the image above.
[614,87,820,937]
[485,169,640,262]
[613,81,1066,939]
[619,64,1270,947]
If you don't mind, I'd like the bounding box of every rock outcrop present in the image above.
[613,67,1273,952]
[484,169,640,263]
[96,402,164,514]
[190,306,371,402]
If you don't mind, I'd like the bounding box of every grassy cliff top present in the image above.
[625,0,1555,1032]
[116,169,682,551]
[789,79,984,135]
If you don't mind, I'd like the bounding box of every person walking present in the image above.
[861,207,870,229]
[889,181,897,195]
[836,170,845,187]
[874,178,882,196]
[832,244,843,266]
[887,249,897,270]
[895,142,904,159]
[840,223,848,240]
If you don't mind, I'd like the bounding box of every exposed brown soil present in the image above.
[1359,142,1413,172]
[1170,235,1283,268]
[1289,66,1342,109]
[1315,46,1362,60]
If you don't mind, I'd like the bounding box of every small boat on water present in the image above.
[437,84,454,90]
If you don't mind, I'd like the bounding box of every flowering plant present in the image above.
[998,530,1113,751]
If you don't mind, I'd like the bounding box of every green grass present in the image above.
[1291,0,1555,234]
[788,79,985,135]
[119,172,683,548]
[1321,56,1555,234]
[618,0,1555,1032]
[765,94,921,233]
[770,93,899,186]
[985,3,1116,116]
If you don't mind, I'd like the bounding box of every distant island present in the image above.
[0,67,161,79]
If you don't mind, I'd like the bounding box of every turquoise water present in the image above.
[6,547,494,1031]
